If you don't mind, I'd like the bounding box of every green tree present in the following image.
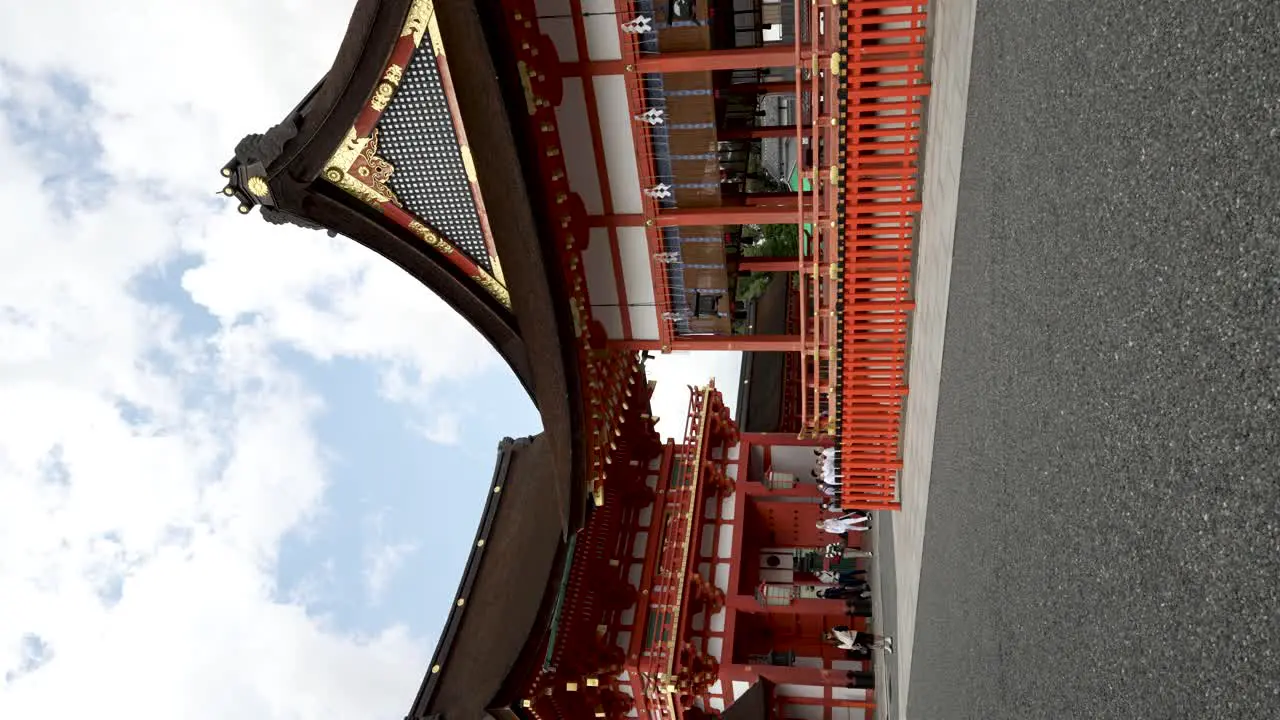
[735,272,772,303]
[747,222,800,258]
[735,172,802,307]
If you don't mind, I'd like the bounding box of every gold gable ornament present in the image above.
[323,128,401,208]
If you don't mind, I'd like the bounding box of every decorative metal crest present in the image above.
[323,128,402,207]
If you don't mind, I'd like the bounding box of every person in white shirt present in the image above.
[811,464,839,486]
[816,568,868,586]
[817,515,870,535]
[826,625,892,653]
[812,447,837,482]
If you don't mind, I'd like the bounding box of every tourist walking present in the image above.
[827,625,892,653]
[816,568,867,586]
[817,513,871,535]
[818,585,872,601]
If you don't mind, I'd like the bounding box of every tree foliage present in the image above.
[746,222,800,258]
[734,171,801,306]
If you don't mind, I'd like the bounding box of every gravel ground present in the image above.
[908,1,1280,718]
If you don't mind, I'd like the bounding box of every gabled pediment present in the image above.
[318,0,508,306]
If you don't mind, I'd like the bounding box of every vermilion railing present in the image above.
[631,386,712,716]
[613,16,677,349]
[603,0,929,511]
[796,0,842,438]
[835,2,930,511]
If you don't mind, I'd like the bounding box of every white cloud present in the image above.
[0,1,504,717]
[416,413,463,446]
[364,542,418,605]
[0,2,736,717]
[183,213,500,397]
[361,511,418,606]
[645,351,743,440]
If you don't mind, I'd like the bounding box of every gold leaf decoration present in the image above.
[459,146,477,183]
[569,298,585,337]
[517,61,538,116]
[428,11,445,57]
[246,176,270,198]
[473,271,512,308]
[383,64,403,85]
[407,220,454,255]
[322,128,401,207]
[490,255,507,287]
[402,0,433,47]
[370,81,395,111]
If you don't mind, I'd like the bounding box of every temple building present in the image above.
[219,0,931,715]
[414,379,881,720]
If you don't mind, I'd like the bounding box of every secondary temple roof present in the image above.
[408,435,572,720]
[720,681,772,720]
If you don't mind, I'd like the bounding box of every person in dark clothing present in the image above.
[844,599,873,617]
[842,670,876,689]
[819,585,872,601]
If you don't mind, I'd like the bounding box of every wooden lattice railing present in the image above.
[834,2,930,511]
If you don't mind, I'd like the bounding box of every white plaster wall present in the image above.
[583,227,617,304]
[771,444,821,478]
[593,77,644,214]
[555,79,602,212]
[581,0,622,59]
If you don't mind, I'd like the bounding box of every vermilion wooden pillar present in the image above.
[728,663,837,687]
[726,593,843,617]
[742,482,820,498]
[672,335,804,352]
[716,81,797,96]
[738,257,803,273]
[723,123,803,140]
[608,336,805,352]
[564,44,810,76]
[742,191,802,207]
[786,695,878,710]
[740,432,824,448]
[591,203,801,228]
[655,206,797,226]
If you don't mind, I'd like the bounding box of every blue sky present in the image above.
[0,3,739,718]
[271,349,541,638]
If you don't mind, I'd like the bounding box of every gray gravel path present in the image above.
[908,1,1280,718]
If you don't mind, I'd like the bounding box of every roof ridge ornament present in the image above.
[231,115,299,169]
[219,115,335,235]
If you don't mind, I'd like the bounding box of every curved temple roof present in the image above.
[218,2,596,716]
[411,435,572,720]
[218,0,574,417]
